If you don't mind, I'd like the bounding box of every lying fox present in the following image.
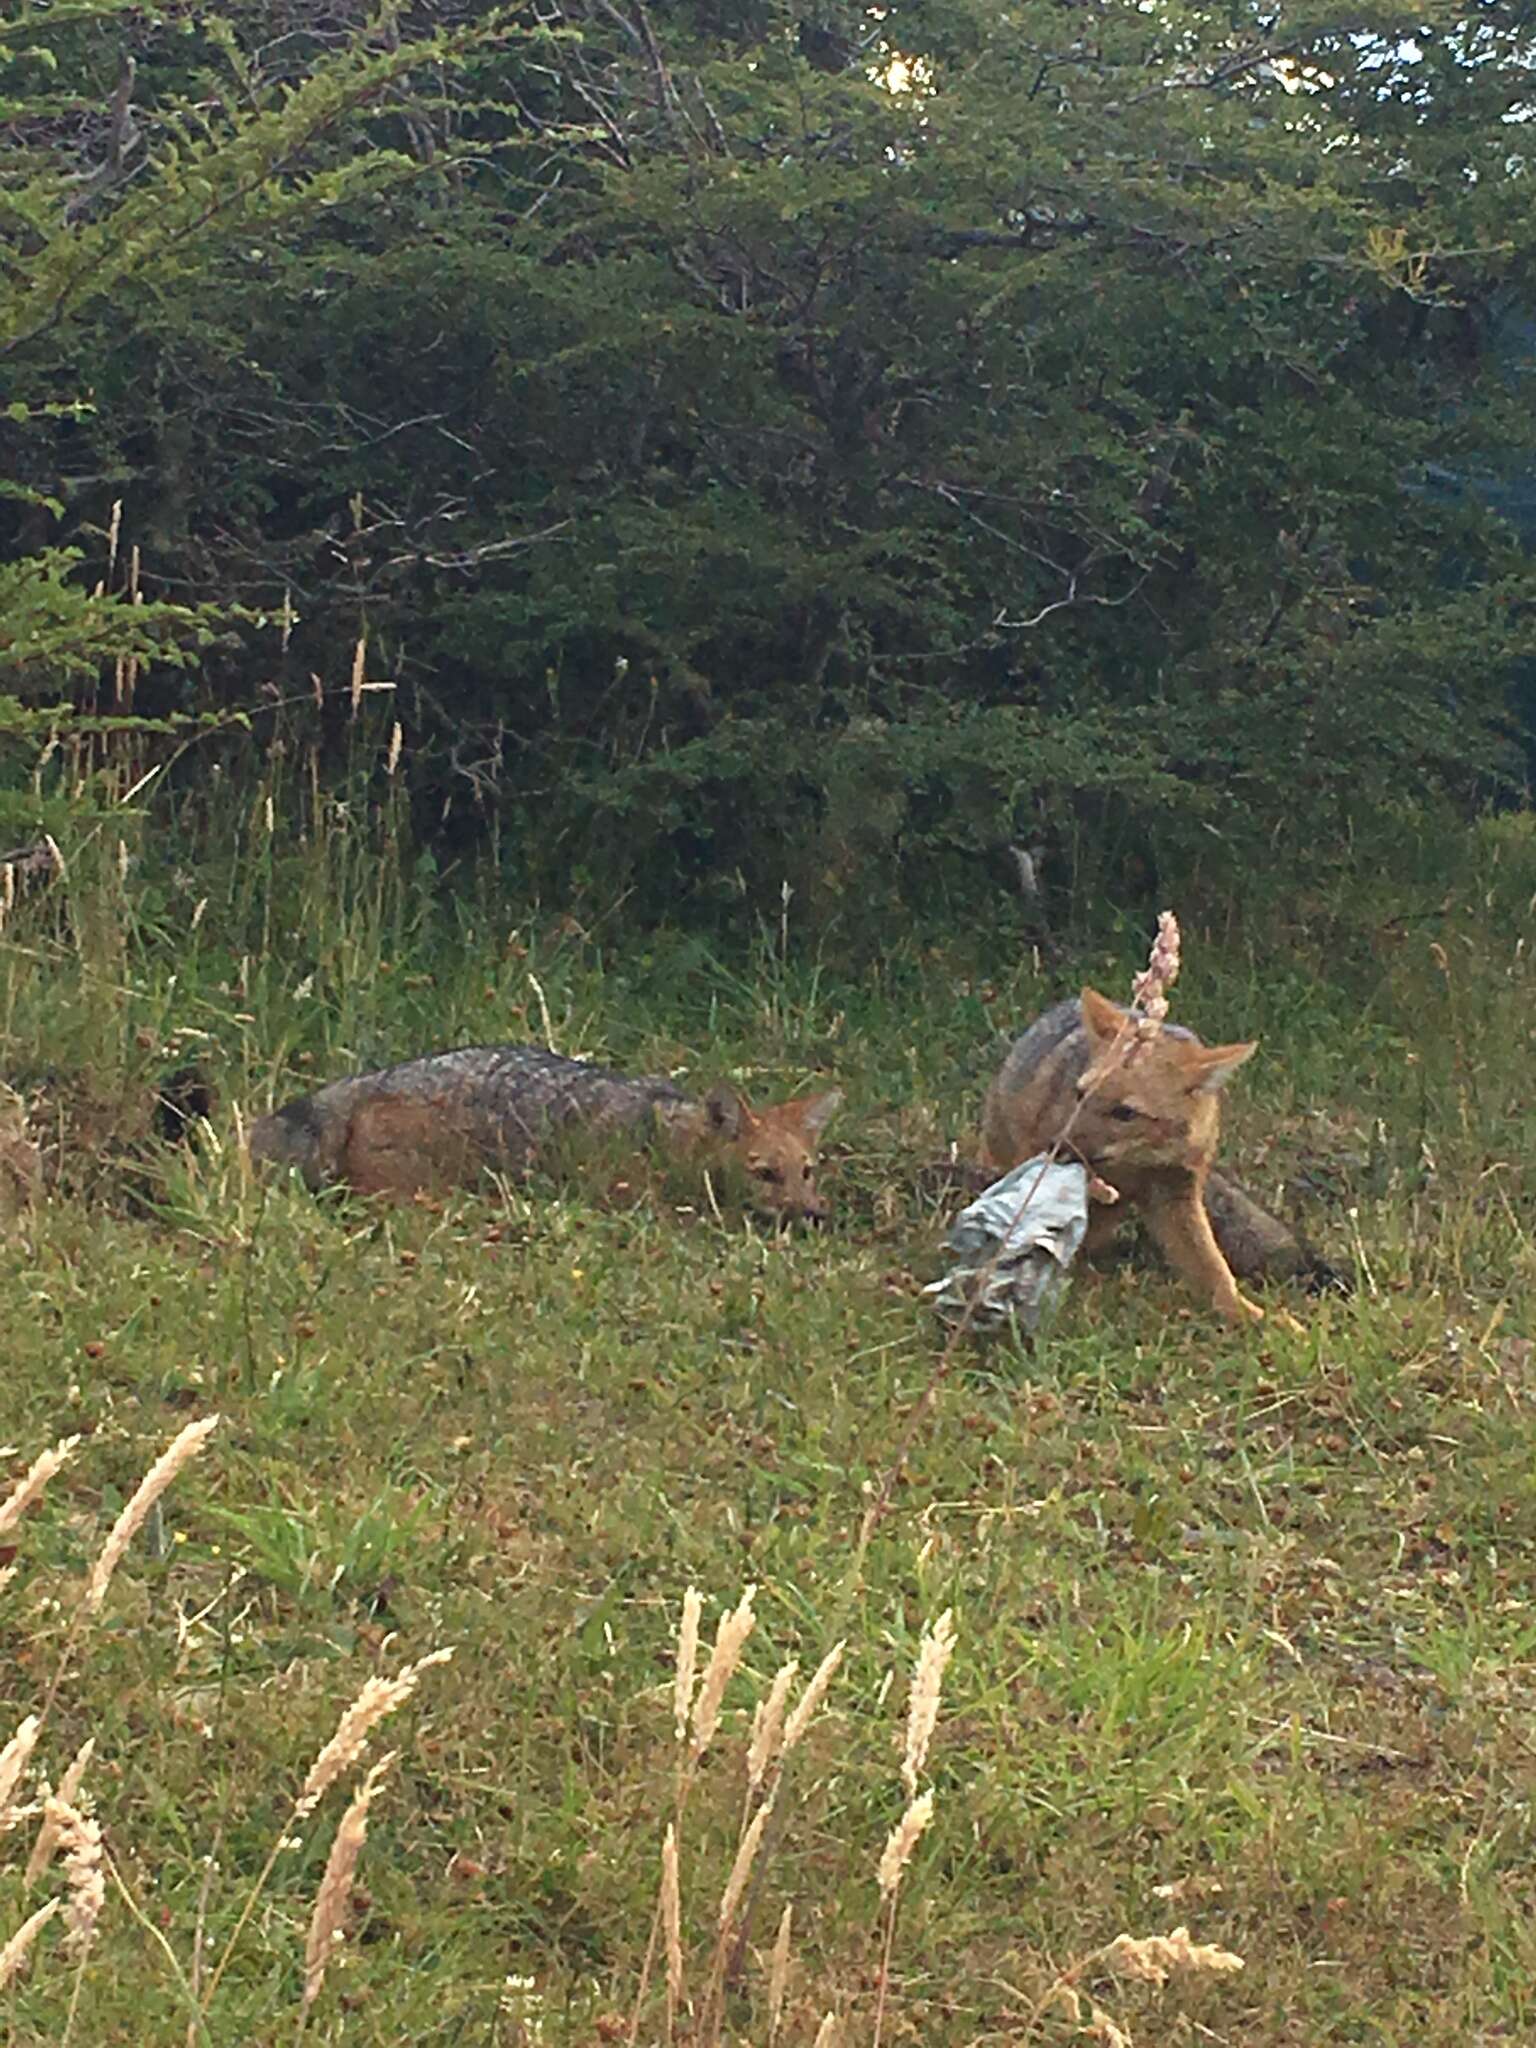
[982,989,1291,1325]
[249,1044,843,1221]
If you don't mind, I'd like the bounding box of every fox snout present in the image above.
[744,1159,831,1225]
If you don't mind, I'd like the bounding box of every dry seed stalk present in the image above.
[674,1587,702,1744]
[1130,908,1182,1027]
[872,1790,935,2048]
[0,1714,40,1822]
[901,1610,956,1796]
[48,1798,104,1956]
[1021,1925,1246,2041]
[717,1796,773,1933]
[1105,1926,1244,1984]
[876,1789,934,1899]
[811,2016,838,2048]
[747,1661,799,1795]
[661,1823,683,2033]
[25,1737,94,1885]
[202,1648,451,2017]
[85,1416,220,1611]
[781,1641,844,1756]
[1084,2008,1132,2048]
[690,1586,756,1760]
[0,1898,60,1988]
[768,1903,792,2040]
[0,1437,80,1540]
[302,1753,394,2011]
[299,1647,452,1815]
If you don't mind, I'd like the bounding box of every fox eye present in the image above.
[1108,1104,1139,1123]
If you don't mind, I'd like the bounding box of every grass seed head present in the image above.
[24,1737,95,1886]
[1106,1926,1245,1984]
[748,1660,799,1795]
[0,1437,80,1541]
[1084,2007,1133,2048]
[717,1796,772,1933]
[661,1823,683,2009]
[901,1610,956,1796]
[691,1585,756,1760]
[768,1902,793,2038]
[47,1798,104,1957]
[0,1899,61,1989]
[1130,910,1182,1027]
[0,1715,41,1824]
[781,1641,844,1758]
[674,1587,702,1744]
[299,1648,452,1815]
[877,1789,934,1899]
[85,1415,220,1612]
[302,1753,394,2010]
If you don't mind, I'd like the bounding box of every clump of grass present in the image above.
[872,1610,955,2048]
[1024,1923,1246,2045]
[0,1423,451,2037]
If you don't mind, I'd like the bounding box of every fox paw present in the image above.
[1242,1297,1305,1336]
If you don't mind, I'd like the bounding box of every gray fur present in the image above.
[250,1044,691,1188]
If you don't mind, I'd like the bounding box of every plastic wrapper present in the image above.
[924,1155,1089,1332]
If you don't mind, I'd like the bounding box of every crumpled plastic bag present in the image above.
[924,1155,1089,1332]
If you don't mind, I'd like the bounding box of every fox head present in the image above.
[682,1082,844,1221]
[1070,986,1255,1175]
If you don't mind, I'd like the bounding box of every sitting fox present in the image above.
[982,989,1299,1325]
[248,1044,843,1221]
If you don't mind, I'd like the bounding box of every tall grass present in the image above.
[1,678,1534,2040]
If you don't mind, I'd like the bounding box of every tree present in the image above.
[3,1,1533,924]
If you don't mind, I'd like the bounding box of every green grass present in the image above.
[0,798,1534,2044]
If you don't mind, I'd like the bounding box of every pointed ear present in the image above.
[704,1082,749,1140]
[789,1087,843,1139]
[1079,988,1127,1045]
[1187,1040,1257,1096]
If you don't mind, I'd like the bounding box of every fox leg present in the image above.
[1082,1205,1125,1260]
[1139,1180,1266,1324]
[1203,1169,1305,1281]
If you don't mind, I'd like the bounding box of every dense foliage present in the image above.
[2,0,1534,925]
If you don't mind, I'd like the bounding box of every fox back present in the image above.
[249,1044,842,1220]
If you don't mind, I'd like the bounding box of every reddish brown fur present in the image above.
[983,987,1270,1324]
[0,1127,40,1229]
[251,1044,842,1221]
[339,1095,484,1199]
[671,1085,843,1221]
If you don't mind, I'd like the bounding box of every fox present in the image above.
[248,1044,843,1221]
[981,988,1297,1325]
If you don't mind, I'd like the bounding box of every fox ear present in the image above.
[1079,988,1127,1045]
[1187,1040,1257,1096]
[704,1082,749,1140]
[790,1087,843,1139]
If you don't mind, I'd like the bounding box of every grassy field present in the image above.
[1,798,1534,2045]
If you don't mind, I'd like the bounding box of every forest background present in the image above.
[4,0,1534,935]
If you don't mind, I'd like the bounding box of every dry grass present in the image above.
[0,1422,452,2040]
